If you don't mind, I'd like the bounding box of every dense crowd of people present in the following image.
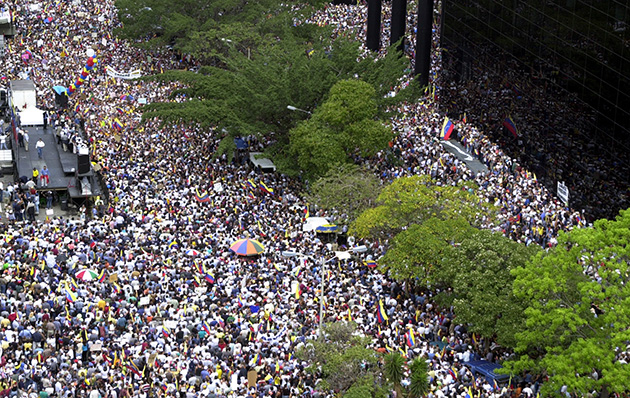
[0,0,620,397]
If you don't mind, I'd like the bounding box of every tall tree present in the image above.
[383,353,430,398]
[351,175,496,239]
[506,208,630,396]
[117,0,418,178]
[408,358,430,398]
[435,229,540,348]
[286,79,391,179]
[296,322,387,398]
[306,164,382,222]
[378,217,474,284]
[383,352,405,398]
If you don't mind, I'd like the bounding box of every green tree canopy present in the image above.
[351,175,496,239]
[384,353,430,398]
[116,0,420,177]
[435,229,540,348]
[506,208,630,396]
[296,322,386,398]
[306,164,382,222]
[286,79,391,179]
[378,217,474,283]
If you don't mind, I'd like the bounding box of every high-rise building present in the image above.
[440,0,630,219]
[442,0,629,141]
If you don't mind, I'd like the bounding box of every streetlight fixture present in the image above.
[280,245,368,338]
[286,105,312,115]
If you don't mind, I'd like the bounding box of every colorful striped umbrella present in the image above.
[75,269,99,281]
[185,249,200,256]
[229,238,265,256]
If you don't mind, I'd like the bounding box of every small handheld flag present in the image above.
[202,321,211,335]
[406,328,416,347]
[194,189,211,203]
[376,300,389,323]
[259,181,274,195]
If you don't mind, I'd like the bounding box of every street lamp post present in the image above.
[286,105,312,115]
[281,244,367,339]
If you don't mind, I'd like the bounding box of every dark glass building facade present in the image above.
[442,0,629,141]
[440,0,630,219]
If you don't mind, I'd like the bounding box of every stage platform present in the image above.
[13,126,102,198]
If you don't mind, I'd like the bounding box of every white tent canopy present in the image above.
[10,80,44,126]
[302,217,330,232]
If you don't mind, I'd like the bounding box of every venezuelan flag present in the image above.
[112,118,123,131]
[194,188,210,203]
[440,117,454,140]
[295,285,302,300]
[448,366,458,379]
[259,181,274,195]
[503,116,519,138]
[406,329,416,347]
[205,273,215,284]
[127,362,142,377]
[194,260,204,274]
[162,324,170,338]
[376,300,388,323]
[364,260,377,268]
[65,285,77,303]
[202,321,211,335]
[249,353,260,367]
[97,270,106,283]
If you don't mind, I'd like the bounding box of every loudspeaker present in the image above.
[54,92,68,109]
[77,154,90,174]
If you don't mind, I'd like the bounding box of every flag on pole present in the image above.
[202,321,211,335]
[259,181,274,195]
[194,189,211,203]
[440,117,454,140]
[503,116,519,138]
[376,300,389,323]
[406,329,416,347]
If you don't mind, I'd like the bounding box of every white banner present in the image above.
[106,66,142,80]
